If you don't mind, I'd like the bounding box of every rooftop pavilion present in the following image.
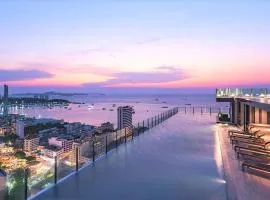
[216,88,270,131]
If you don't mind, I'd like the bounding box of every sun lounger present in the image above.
[231,138,265,145]
[234,145,270,154]
[242,161,270,173]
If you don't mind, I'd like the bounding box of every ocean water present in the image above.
[8,94,228,126]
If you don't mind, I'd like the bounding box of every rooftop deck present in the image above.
[217,124,270,200]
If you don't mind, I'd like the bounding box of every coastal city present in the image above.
[1,1,270,200]
[0,84,179,199]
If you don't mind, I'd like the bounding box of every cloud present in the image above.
[0,69,54,82]
[135,38,164,45]
[83,66,189,87]
[55,64,117,76]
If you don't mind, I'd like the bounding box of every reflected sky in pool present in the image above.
[35,112,227,200]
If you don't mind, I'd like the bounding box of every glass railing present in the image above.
[2,107,179,200]
[177,106,230,114]
[216,88,270,98]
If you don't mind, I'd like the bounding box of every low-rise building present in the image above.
[16,118,62,139]
[64,122,94,135]
[48,136,73,152]
[24,135,39,152]
[42,145,63,158]
[70,140,91,165]
[100,122,114,132]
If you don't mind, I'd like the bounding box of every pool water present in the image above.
[35,112,227,200]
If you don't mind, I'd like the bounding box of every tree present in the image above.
[4,168,25,200]
[26,156,35,162]
[14,151,26,159]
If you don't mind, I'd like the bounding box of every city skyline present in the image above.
[1,1,270,93]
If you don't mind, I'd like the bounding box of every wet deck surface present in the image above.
[217,124,270,200]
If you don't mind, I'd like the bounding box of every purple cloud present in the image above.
[83,66,189,87]
[0,69,54,82]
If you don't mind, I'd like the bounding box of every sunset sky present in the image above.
[1,1,270,93]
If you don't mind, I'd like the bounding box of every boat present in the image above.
[88,105,94,110]
[102,108,106,110]
[185,104,192,106]
[161,106,168,108]
[109,109,114,111]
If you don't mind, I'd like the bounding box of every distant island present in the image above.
[13,91,90,97]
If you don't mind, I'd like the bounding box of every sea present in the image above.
[6,93,228,126]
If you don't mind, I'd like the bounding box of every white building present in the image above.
[48,137,73,152]
[117,106,133,132]
[24,136,39,152]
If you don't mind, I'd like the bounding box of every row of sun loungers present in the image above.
[228,127,270,178]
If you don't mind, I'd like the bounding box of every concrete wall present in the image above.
[262,110,267,124]
[240,102,245,125]
[254,108,260,124]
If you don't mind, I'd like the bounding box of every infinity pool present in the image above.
[35,112,226,200]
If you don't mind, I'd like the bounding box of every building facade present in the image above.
[3,84,8,101]
[70,140,91,164]
[216,88,270,131]
[42,146,63,158]
[16,120,25,139]
[24,136,40,152]
[48,137,73,152]
[117,106,133,131]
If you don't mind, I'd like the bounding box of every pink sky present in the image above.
[1,1,270,92]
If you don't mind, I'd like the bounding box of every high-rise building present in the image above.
[16,120,25,139]
[3,84,8,101]
[117,106,133,131]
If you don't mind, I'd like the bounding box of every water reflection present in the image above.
[37,111,227,200]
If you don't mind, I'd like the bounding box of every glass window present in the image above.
[259,109,262,124]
